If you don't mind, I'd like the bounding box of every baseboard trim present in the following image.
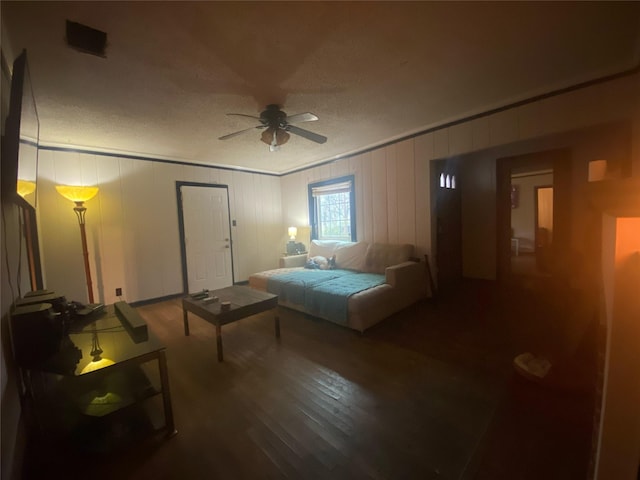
[128,285,251,307]
[129,293,183,308]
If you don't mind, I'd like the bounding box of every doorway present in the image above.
[432,158,462,292]
[497,149,571,282]
[534,185,554,273]
[509,169,554,276]
[177,182,234,293]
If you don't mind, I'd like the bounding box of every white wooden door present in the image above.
[181,185,233,292]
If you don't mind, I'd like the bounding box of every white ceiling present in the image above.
[2,1,640,175]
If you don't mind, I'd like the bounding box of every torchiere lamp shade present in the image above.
[17,180,36,198]
[55,185,99,203]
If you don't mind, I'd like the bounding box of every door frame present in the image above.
[176,181,235,294]
[496,148,571,282]
[431,157,463,291]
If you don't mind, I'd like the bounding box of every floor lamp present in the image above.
[17,180,39,291]
[55,185,99,304]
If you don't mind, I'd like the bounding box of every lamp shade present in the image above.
[80,357,115,374]
[56,185,99,203]
[261,127,290,150]
[288,226,297,239]
[17,180,36,198]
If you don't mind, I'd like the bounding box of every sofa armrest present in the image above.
[385,261,427,290]
[279,254,307,268]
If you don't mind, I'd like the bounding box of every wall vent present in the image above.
[65,20,107,57]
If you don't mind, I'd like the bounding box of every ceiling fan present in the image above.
[219,104,327,152]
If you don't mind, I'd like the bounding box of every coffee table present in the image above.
[182,286,279,362]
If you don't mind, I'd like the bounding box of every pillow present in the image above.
[308,240,343,259]
[364,243,414,274]
[333,241,368,271]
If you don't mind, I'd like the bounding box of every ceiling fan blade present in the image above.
[287,125,327,144]
[218,125,264,140]
[286,112,318,124]
[226,113,262,121]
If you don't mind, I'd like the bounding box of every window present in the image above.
[308,175,356,241]
[439,172,456,190]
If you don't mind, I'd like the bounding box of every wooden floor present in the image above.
[22,279,596,480]
[510,253,550,278]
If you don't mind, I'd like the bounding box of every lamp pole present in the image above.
[73,201,94,303]
[56,185,99,304]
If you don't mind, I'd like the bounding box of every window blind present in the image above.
[310,180,352,197]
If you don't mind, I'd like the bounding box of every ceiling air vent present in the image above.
[65,20,107,57]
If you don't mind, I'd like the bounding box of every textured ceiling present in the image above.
[2,1,640,174]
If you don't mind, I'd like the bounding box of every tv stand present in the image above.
[16,302,176,450]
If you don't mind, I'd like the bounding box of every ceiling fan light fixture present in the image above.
[261,127,290,151]
[223,105,324,148]
[260,128,273,146]
[276,129,290,146]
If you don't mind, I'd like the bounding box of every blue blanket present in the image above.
[266,269,351,305]
[266,269,385,324]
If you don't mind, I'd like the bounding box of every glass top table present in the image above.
[23,304,176,437]
[38,305,165,377]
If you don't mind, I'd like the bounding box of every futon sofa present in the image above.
[248,240,430,332]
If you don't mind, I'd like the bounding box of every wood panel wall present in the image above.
[282,74,639,279]
[36,151,283,305]
[32,73,639,304]
[280,138,432,260]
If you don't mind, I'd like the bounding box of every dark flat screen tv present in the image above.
[2,49,39,209]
